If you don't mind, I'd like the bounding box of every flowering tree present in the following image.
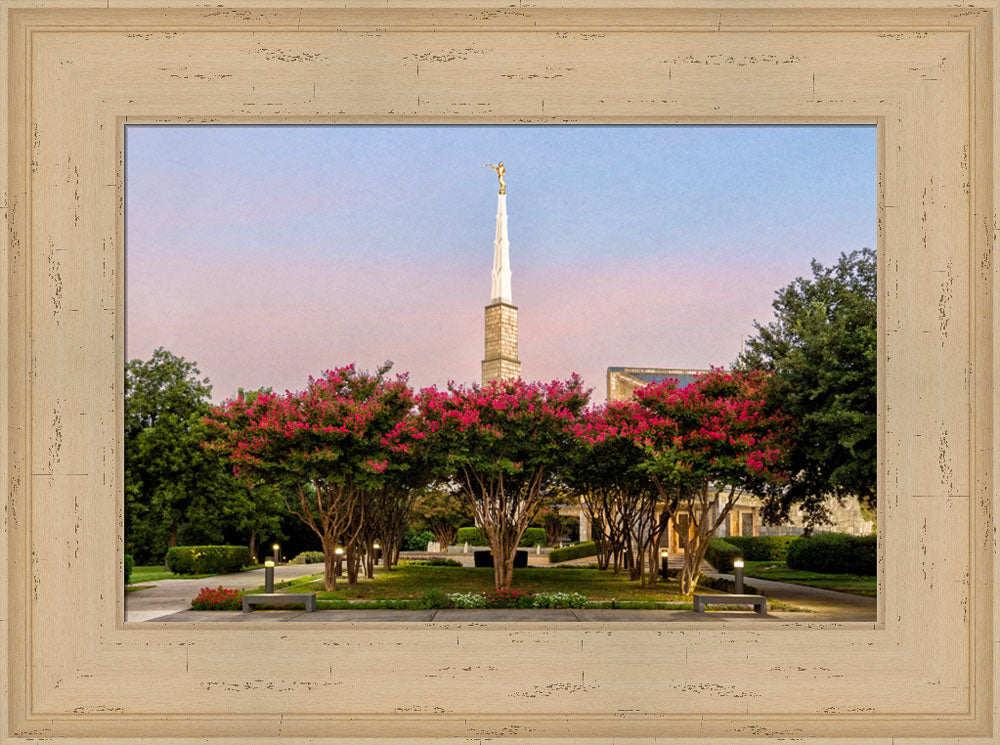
[568,401,665,581]
[635,369,792,595]
[406,376,590,591]
[204,364,415,591]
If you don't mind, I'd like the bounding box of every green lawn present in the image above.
[272,564,810,610]
[129,564,264,584]
[742,561,876,597]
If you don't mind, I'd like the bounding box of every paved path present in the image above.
[125,565,321,622]
[706,572,876,622]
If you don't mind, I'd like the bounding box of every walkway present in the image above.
[125,564,320,622]
[706,571,876,622]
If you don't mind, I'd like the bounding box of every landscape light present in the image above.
[335,547,344,556]
[373,543,380,550]
[733,559,744,568]
[264,560,275,568]
[264,559,275,593]
[660,550,668,558]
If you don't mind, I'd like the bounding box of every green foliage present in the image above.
[548,541,598,563]
[722,535,796,562]
[413,487,474,548]
[704,538,742,573]
[456,527,488,545]
[291,550,325,565]
[165,545,252,575]
[125,348,266,564]
[400,529,435,551]
[737,248,876,526]
[124,553,134,586]
[786,532,876,575]
[456,526,546,548]
[397,557,463,567]
[417,588,453,609]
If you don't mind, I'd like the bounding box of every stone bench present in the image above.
[692,594,768,615]
[242,593,317,612]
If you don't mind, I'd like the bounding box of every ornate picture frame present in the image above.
[1,1,996,742]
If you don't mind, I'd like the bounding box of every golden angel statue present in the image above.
[484,161,507,194]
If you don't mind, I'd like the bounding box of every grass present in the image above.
[264,564,802,610]
[741,561,876,597]
[129,564,264,585]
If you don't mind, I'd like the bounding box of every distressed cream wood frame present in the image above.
[1,1,997,742]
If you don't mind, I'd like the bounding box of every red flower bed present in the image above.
[482,587,536,609]
[191,586,243,610]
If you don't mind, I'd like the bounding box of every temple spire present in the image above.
[481,162,520,383]
[490,192,512,303]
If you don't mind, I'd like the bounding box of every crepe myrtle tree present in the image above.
[568,401,665,582]
[400,376,590,591]
[204,363,415,591]
[635,369,793,595]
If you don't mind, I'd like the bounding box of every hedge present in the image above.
[124,553,134,586]
[703,538,742,573]
[786,532,877,575]
[548,541,598,563]
[165,545,252,575]
[401,529,435,551]
[291,550,325,565]
[722,535,797,562]
[457,526,547,547]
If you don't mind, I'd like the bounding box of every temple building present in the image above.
[481,162,521,383]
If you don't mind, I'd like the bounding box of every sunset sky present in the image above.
[125,124,877,404]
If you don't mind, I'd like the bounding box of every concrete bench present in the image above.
[692,594,768,615]
[242,593,317,612]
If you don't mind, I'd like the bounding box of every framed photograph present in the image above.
[1,1,996,742]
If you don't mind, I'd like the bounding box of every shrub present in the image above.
[397,557,463,567]
[124,553,134,586]
[456,526,546,548]
[418,588,453,609]
[291,550,325,565]
[723,535,797,562]
[520,527,547,547]
[191,586,242,610]
[786,532,876,575]
[401,529,435,551]
[448,592,487,609]
[532,591,587,609]
[704,538,742,573]
[548,541,598,563]
[165,545,253,575]
[456,527,488,545]
[483,587,536,609]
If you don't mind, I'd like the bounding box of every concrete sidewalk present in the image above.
[706,572,876,622]
[125,564,322,622]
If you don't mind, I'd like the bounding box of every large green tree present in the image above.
[125,348,232,562]
[736,247,876,528]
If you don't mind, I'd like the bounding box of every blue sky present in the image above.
[126,124,876,403]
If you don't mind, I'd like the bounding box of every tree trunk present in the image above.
[346,544,360,585]
[322,537,338,592]
[248,530,258,564]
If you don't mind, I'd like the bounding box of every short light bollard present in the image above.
[264,559,275,593]
[660,549,669,579]
[272,543,280,565]
[733,558,745,594]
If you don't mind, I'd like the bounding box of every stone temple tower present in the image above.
[481,164,521,383]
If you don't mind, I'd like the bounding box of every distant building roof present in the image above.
[606,366,718,402]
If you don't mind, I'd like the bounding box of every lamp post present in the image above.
[264,559,275,593]
[733,558,745,594]
[272,543,280,565]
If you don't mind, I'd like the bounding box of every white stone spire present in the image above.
[490,193,512,304]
